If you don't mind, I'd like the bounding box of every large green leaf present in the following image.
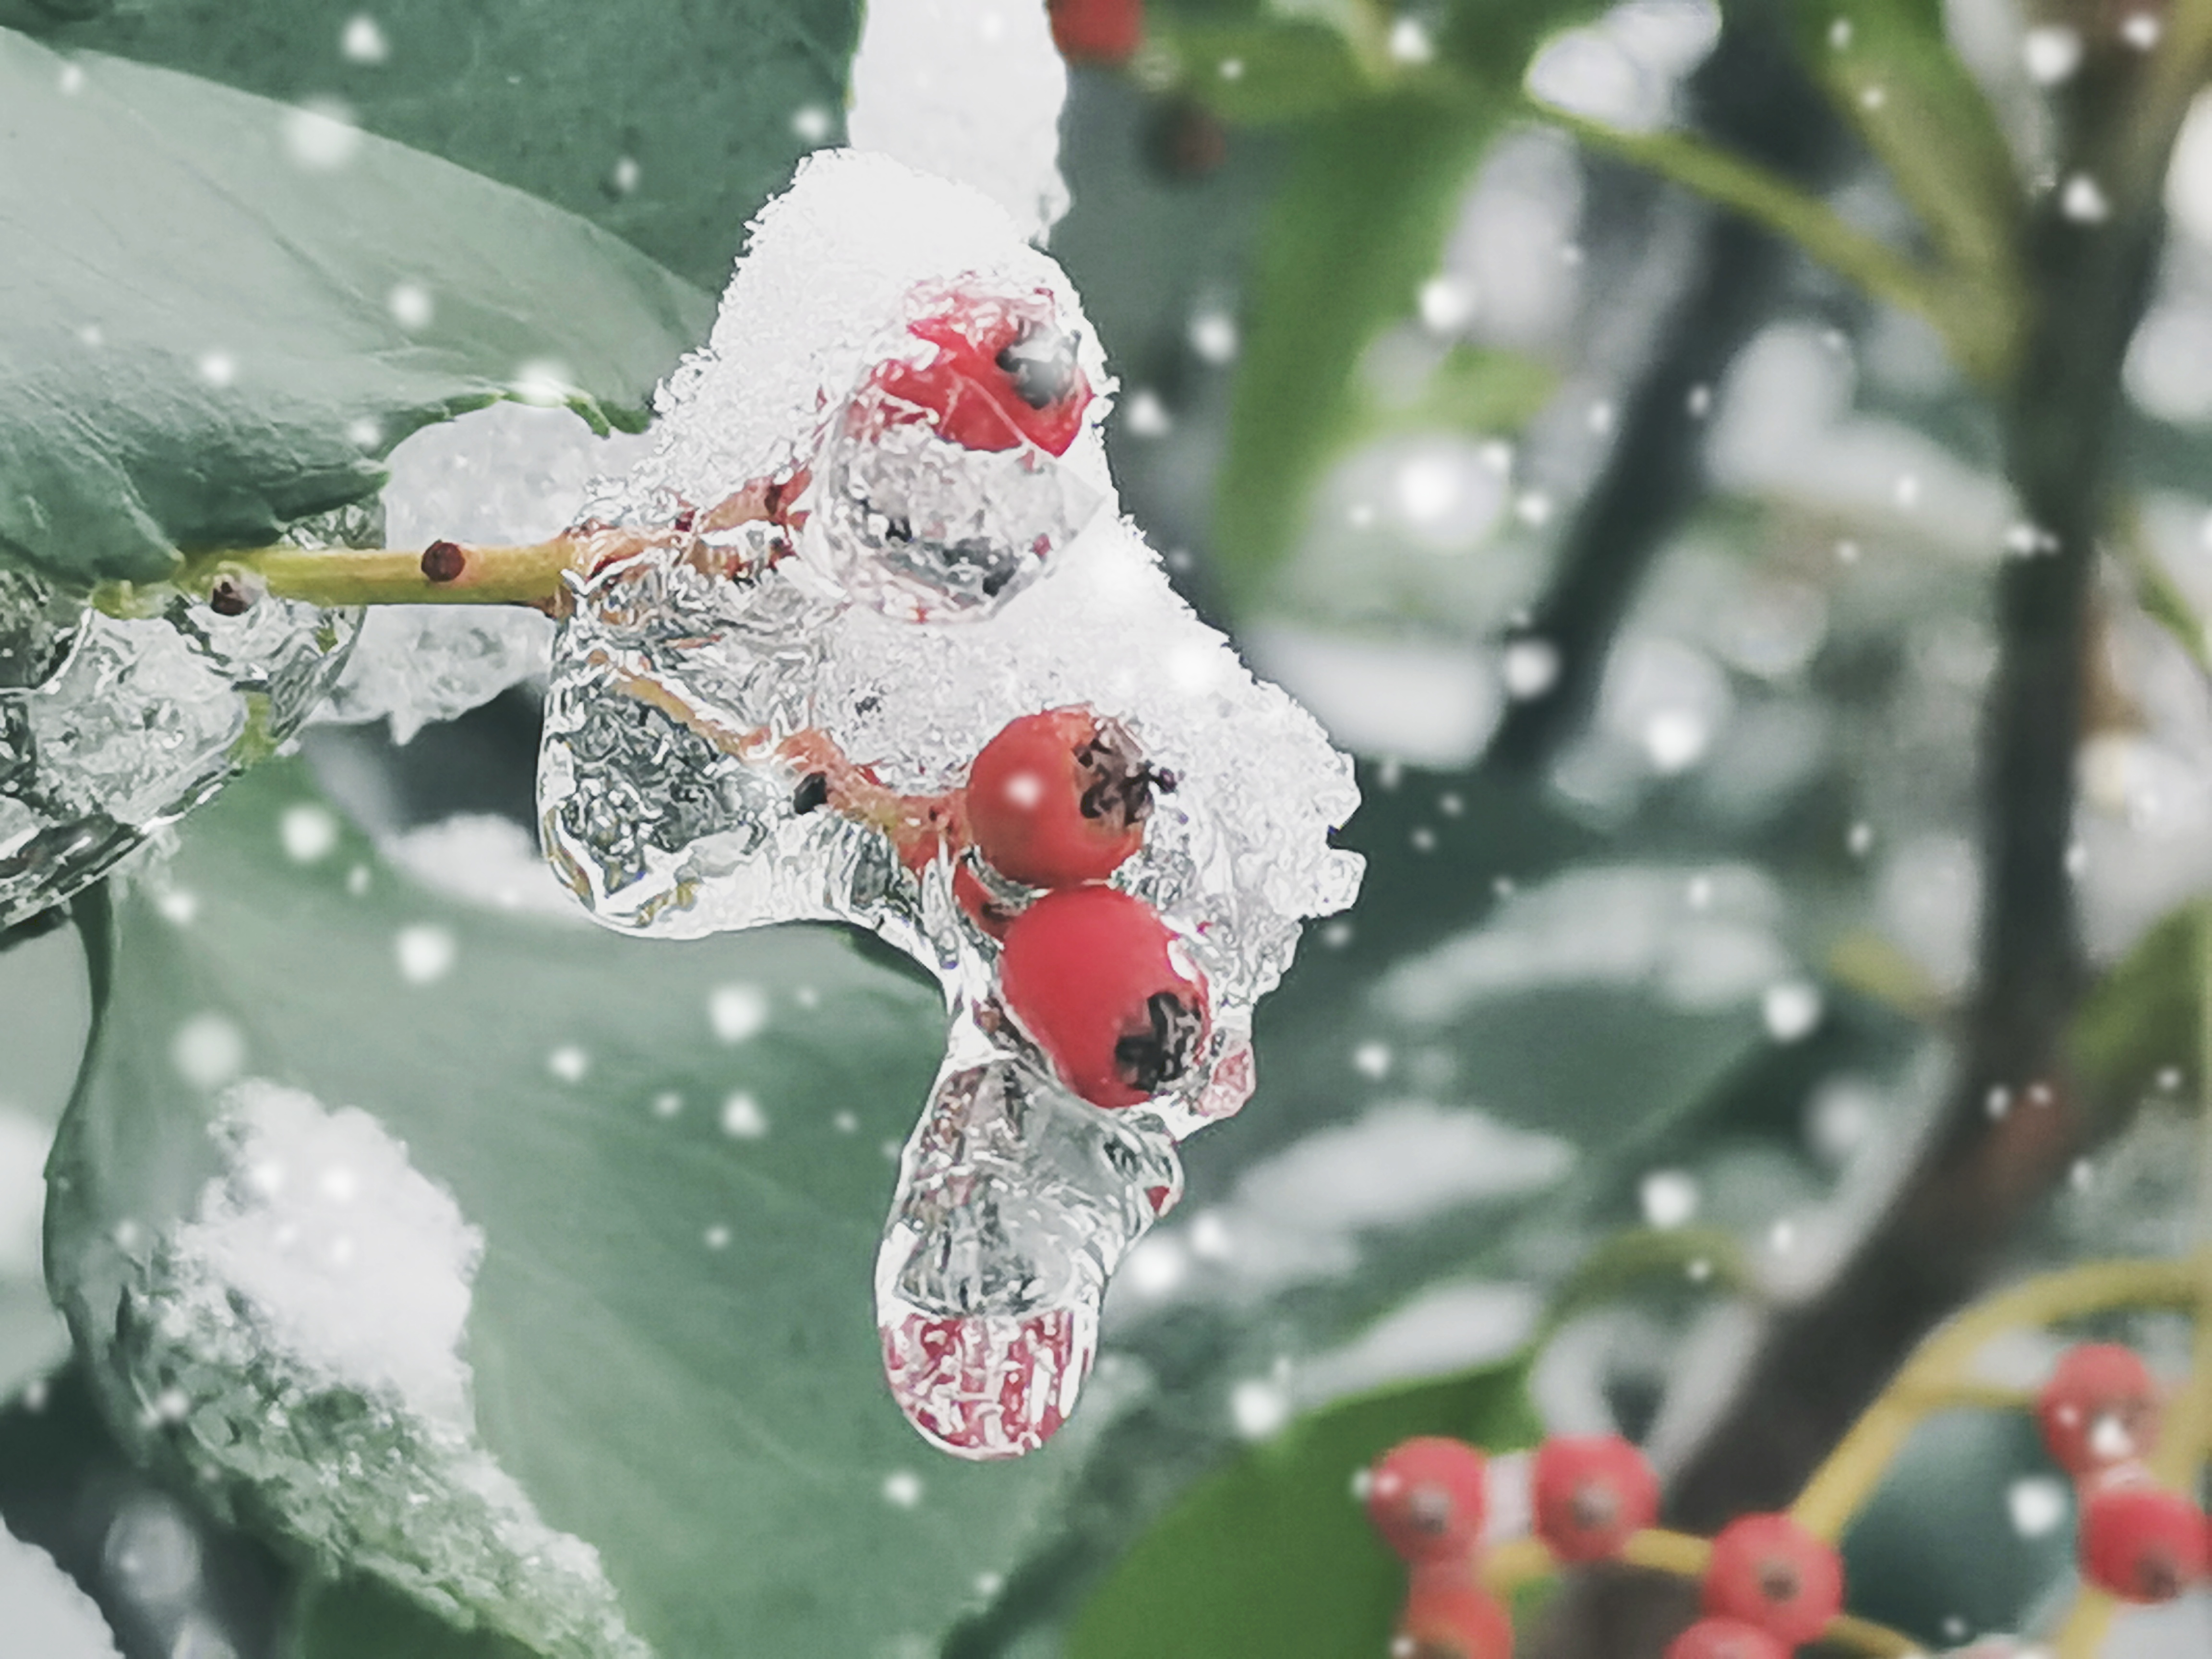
[0,31,711,588]
[45,762,1098,1659]
[30,0,861,292]
[1068,1358,1539,1659]
[1212,96,1502,600]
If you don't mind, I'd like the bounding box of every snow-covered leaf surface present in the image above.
[0,1518,123,1659]
[45,761,1101,1659]
[26,0,863,292]
[0,30,708,586]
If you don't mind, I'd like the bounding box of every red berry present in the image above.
[1663,1618,1790,1659]
[1393,1577,1513,1659]
[1532,1434,1659,1563]
[966,708,1165,889]
[1048,0,1142,65]
[1365,1437,1489,1565]
[2038,1344,2161,1477]
[872,290,1091,457]
[2080,1478,2208,1602]
[998,886,1208,1109]
[1702,1513,1845,1647]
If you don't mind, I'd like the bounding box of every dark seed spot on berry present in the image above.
[1569,1483,1619,1532]
[420,540,467,584]
[1113,991,1202,1094]
[1075,718,1158,830]
[672,506,697,533]
[2138,1548,2184,1600]
[997,323,1079,410]
[791,772,830,815]
[207,578,253,617]
[1407,1485,1454,1534]
[1756,1560,1802,1605]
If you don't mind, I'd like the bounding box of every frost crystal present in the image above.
[538,151,1361,1457]
[115,1081,647,1659]
[0,524,360,929]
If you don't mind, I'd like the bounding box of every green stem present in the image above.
[91,535,592,616]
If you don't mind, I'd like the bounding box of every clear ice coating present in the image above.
[538,150,1363,1457]
[0,517,364,930]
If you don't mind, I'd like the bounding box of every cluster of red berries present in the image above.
[786,706,1209,1112]
[2036,1343,2209,1602]
[1363,1435,1852,1658]
[1364,1434,1663,1656]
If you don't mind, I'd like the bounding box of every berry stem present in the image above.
[92,533,595,616]
[1480,1530,1916,1657]
[1789,1256,2205,1542]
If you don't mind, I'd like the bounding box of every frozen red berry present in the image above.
[2079,1479,2208,1602]
[1365,1437,1489,1565]
[1393,1576,1513,1659]
[873,291,1092,457]
[966,708,1166,889]
[1663,1618,1790,1659]
[1048,0,1142,66]
[2038,1344,2160,1477]
[1532,1434,1659,1562]
[998,886,1208,1108]
[1702,1513,1845,1647]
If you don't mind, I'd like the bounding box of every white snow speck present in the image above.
[57,63,85,95]
[2061,173,2110,224]
[1229,1377,1290,1439]
[171,1015,246,1093]
[882,1469,925,1508]
[720,1093,768,1139]
[282,98,361,171]
[511,359,576,405]
[1121,388,1172,438]
[546,1046,589,1084]
[395,925,457,986]
[387,283,433,332]
[157,889,199,926]
[2008,1475,2069,1538]
[1188,309,1238,364]
[1761,981,1823,1042]
[195,352,236,389]
[703,1225,731,1250]
[708,983,769,1043]
[1503,638,1561,700]
[2022,25,2080,84]
[652,1092,683,1119]
[1352,1042,1392,1080]
[280,804,339,864]
[1388,18,1434,64]
[1640,1169,1699,1229]
[341,14,389,64]
[791,104,834,144]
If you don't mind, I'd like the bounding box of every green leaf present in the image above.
[46,762,1097,1659]
[1214,96,1503,599]
[0,32,711,588]
[34,0,862,292]
[2069,903,2210,1120]
[1152,19,1373,125]
[1785,0,2023,311]
[1068,1358,1538,1659]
